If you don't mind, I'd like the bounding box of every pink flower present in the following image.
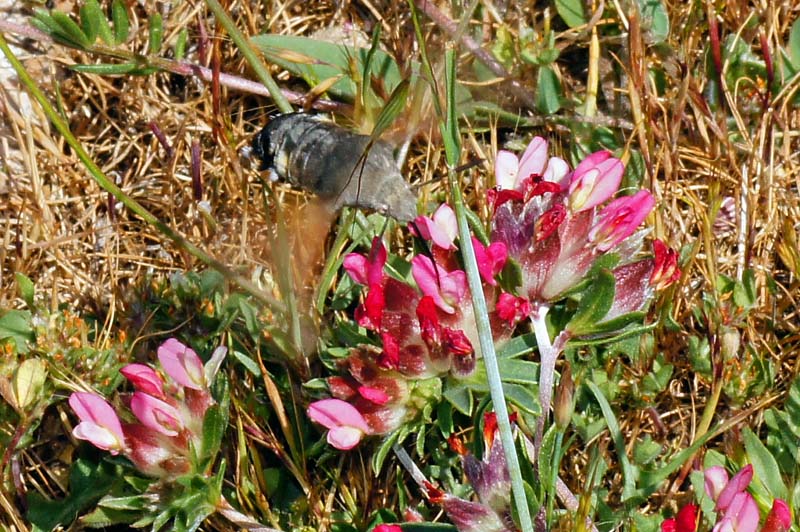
[713,492,759,532]
[650,239,681,289]
[715,465,753,512]
[413,204,458,250]
[120,363,164,398]
[307,398,371,450]
[471,237,507,285]
[411,255,467,314]
[158,338,206,390]
[704,466,730,502]
[495,137,569,192]
[69,392,126,454]
[495,293,531,326]
[589,190,655,252]
[130,392,184,437]
[343,237,387,287]
[568,151,624,212]
[762,499,792,532]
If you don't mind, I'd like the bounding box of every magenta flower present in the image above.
[411,255,467,314]
[130,392,184,437]
[69,392,126,454]
[307,398,371,450]
[762,499,792,532]
[413,204,458,250]
[568,150,624,212]
[343,236,387,287]
[589,190,655,252]
[661,504,699,532]
[158,338,206,390]
[120,363,165,398]
[704,465,730,502]
[495,293,531,326]
[715,465,753,512]
[471,237,507,286]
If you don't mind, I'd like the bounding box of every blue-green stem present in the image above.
[0,32,284,314]
[204,0,292,114]
[547,430,565,527]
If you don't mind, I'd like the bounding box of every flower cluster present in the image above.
[69,338,225,478]
[661,465,792,532]
[490,137,679,320]
[307,228,516,449]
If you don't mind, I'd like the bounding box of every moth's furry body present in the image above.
[252,113,417,222]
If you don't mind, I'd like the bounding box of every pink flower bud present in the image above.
[69,392,126,454]
[157,338,206,390]
[568,151,624,212]
[411,255,467,314]
[413,204,458,250]
[307,398,371,450]
[650,239,681,290]
[590,190,655,252]
[344,237,387,287]
[762,499,792,532]
[130,392,184,437]
[120,364,164,398]
[704,465,729,502]
[472,237,507,286]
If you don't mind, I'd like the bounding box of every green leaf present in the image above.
[250,34,404,103]
[0,309,34,353]
[97,495,150,511]
[372,427,404,473]
[79,2,98,44]
[743,427,787,500]
[441,48,460,168]
[632,435,662,465]
[536,65,561,114]
[111,0,129,44]
[637,0,670,43]
[13,358,47,411]
[566,269,616,336]
[790,18,800,67]
[84,0,113,45]
[15,273,35,308]
[498,358,540,386]
[174,28,188,60]
[496,332,537,359]
[733,269,756,310]
[443,383,473,415]
[51,11,91,49]
[555,0,587,28]
[504,383,541,416]
[587,381,637,501]
[370,79,410,141]
[201,405,226,465]
[148,13,163,54]
[31,9,64,38]
[71,62,140,75]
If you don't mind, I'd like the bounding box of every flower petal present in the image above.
[158,338,205,390]
[495,151,519,190]
[307,398,370,432]
[120,364,164,398]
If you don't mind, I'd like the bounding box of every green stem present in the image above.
[203,0,292,114]
[0,32,284,314]
[547,430,565,527]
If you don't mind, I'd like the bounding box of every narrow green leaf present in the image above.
[400,524,458,531]
[442,48,460,168]
[85,0,113,45]
[587,381,637,501]
[174,28,188,60]
[51,11,91,49]
[555,0,587,28]
[372,427,404,473]
[370,79,410,141]
[148,13,163,54]
[201,405,225,464]
[111,0,129,44]
[15,272,34,308]
[789,18,800,67]
[361,25,381,111]
[743,427,788,500]
[566,269,615,335]
[71,62,139,75]
[536,65,561,114]
[79,3,98,44]
[32,9,63,37]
